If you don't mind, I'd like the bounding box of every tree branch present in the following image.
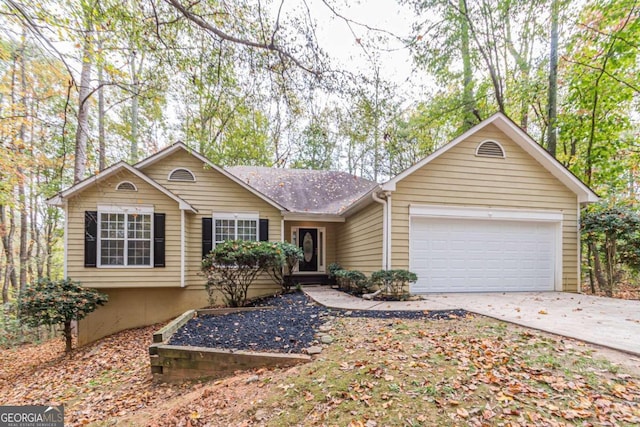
[163,0,321,76]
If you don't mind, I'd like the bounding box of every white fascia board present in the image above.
[409,204,563,222]
[339,186,380,217]
[50,162,198,213]
[283,213,346,223]
[491,117,599,204]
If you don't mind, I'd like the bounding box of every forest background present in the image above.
[0,0,639,308]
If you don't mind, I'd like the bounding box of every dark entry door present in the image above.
[298,228,318,272]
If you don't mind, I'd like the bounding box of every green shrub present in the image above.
[334,269,370,295]
[265,242,303,293]
[328,263,342,279]
[202,240,285,307]
[370,270,418,300]
[18,278,108,353]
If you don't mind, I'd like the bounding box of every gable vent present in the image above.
[168,168,196,182]
[116,181,137,191]
[476,140,505,158]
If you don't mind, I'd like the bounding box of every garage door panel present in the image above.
[410,217,557,293]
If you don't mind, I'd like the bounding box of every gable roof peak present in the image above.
[381,112,598,204]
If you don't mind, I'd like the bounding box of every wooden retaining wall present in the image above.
[149,307,310,382]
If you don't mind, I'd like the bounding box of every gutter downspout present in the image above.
[63,199,68,278]
[372,191,388,270]
[180,210,185,287]
[384,191,392,270]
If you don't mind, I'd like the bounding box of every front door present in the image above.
[298,228,318,272]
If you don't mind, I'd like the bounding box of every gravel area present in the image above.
[168,293,466,353]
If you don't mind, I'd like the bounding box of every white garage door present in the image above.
[410,217,557,293]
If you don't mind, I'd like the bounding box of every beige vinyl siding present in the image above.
[391,123,580,291]
[336,202,383,275]
[284,221,338,271]
[140,149,282,290]
[67,171,182,288]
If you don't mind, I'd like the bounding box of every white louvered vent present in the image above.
[476,140,505,158]
[116,181,137,191]
[168,168,196,182]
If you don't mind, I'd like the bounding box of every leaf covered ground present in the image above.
[1,315,640,426]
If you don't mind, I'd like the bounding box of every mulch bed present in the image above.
[168,292,466,353]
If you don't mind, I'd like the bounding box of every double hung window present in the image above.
[98,206,153,267]
[213,214,258,245]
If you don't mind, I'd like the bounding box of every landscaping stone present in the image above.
[318,324,333,332]
[168,293,466,353]
[245,375,260,384]
[320,335,334,344]
[306,346,323,355]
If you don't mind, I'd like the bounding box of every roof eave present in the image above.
[50,162,198,213]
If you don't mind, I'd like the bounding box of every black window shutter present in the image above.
[154,213,166,267]
[259,218,269,241]
[84,211,98,267]
[202,217,213,258]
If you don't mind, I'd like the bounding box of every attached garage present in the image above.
[409,206,562,293]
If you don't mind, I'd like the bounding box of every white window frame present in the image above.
[97,205,154,268]
[212,212,259,245]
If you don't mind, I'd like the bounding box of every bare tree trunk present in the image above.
[129,50,143,163]
[97,39,106,171]
[459,0,476,129]
[589,241,607,295]
[74,12,94,183]
[18,40,29,290]
[587,244,596,294]
[1,205,18,298]
[546,0,559,157]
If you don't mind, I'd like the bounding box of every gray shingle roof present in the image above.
[225,166,378,215]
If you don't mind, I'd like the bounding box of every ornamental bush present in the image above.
[370,269,417,300]
[202,240,285,307]
[18,278,108,353]
[334,269,369,295]
[265,242,303,293]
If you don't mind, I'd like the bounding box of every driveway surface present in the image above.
[303,287,640,356]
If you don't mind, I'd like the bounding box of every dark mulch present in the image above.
[168,293,466,353]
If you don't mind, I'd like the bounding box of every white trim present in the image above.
[381,113,598,204]
[47,161,197,213]
[115,180,138,191]
[372,192,387,269]
[63,200,68,278]
[97,204,154,214]
[386,193,392,269]
[555,220,563,291]
[282,213,346,222]
[280,218,285,242]
[135,142,287,211]
[290,226,326,273]
[96,206,155,268]
[409,204,563,222]
[180,210,185,287]
[168,167,196,182]
[577,203,582,293]
[475,139,506,158]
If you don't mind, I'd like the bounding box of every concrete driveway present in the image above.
[303,287,640,356]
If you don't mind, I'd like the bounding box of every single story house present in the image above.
[48,113,598,344]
